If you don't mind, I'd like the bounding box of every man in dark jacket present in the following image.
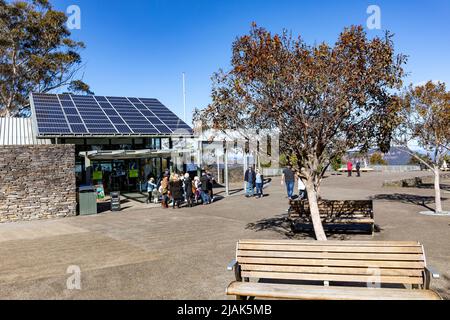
[356,161,361,177]
[200,173,211,204]
[183,173,194,207]
[206,171,215,202]
[169,175,183,209]
[244,166,256,197]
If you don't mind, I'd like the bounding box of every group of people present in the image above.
[281,165,308,201]
[244,167,265,198]
[346,160,362,177]
[146,170,215,209]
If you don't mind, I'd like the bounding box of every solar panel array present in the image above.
[31,93,192,136]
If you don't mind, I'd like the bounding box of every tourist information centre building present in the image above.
[30,93,195,194]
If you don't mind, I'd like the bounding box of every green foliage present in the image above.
[443,154,450,164]
[260,161,272,168]
[279,154,298,168]
[67,80,94,95]
[408,153,432,166]
[398,81,450,166]
[0,0,91,116]
[370,153,387,165]
[331,157,343,171]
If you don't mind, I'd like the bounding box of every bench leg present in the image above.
[236,295,248,301]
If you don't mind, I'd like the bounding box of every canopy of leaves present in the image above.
[370,152,387,165]
[0,0,91,116]
[408,152,432,166]
[398,81,450,162]
[200,24,406,182]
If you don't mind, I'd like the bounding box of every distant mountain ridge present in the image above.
[349,146,416,166]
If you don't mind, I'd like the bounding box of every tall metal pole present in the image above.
[225,147,229,196]
[182,72,187,123]
[217,153,221,184]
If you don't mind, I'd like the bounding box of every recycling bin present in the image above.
[78,186,97,215]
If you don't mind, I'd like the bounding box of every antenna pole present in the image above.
[182,72,187,123]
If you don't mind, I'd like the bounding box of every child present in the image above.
[255,169,264,199]
[194,176,201,204]
[298,175,307,200]
[146,177,157,204]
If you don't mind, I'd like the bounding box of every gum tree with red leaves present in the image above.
[199,24,406,240]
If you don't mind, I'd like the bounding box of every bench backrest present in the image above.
[236,240,426,287]
[290,200,374,219]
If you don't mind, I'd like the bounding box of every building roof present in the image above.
[0,117,51,146]
[30,93,193,138]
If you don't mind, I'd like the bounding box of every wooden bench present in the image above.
[289,200,375,235]
[226,240,441,300]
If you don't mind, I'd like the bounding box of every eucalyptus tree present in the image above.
[396,81,450,214]
[0,0,92,116]
[200,24,406,240]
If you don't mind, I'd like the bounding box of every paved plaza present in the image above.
[0,171,449,300]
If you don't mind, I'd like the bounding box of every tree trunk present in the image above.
[434,166,443,213]
[305,181,327,241]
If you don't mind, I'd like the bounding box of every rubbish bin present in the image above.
[78,186,97,215]
[111,192,121,212]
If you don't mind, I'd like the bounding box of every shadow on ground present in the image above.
[435,274,450,300]
[246,214,361,240]
[372,193,448,212]
[97,199,131,213]
[418,184,450,192]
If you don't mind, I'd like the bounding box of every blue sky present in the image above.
[51,0,450,125]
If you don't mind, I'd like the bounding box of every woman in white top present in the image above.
[297,175,307,200]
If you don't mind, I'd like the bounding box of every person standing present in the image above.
[146,177,157,204]
[297,174,307,200]
[347,161,353,177]
[200,172,211,205]
[356,161,361,177]
[255,169,264,199]
[183,173,194,208]
[244,166,256,197]
[169,174,183,209]
[206,171,215,202]
[193,176,201,204]
[159,176,169,209]
[281,165,295,200]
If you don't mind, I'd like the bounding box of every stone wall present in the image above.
[0,145,76,223]
[383,173,450,188]
[203,165,245,184]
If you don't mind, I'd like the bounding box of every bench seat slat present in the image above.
[239,240,421,247]
[238,244,423,254]
[300,219,375,224]
[240,271,424,285]
[238,257,426,269]
[240,264,424,277]
[291,218,374,223]
[226,282,441,300]
[238,250,425,261]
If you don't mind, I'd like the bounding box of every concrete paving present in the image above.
[0,171,449,300]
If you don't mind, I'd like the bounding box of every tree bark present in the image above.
[305,180,327,241]
[434,166,443,213]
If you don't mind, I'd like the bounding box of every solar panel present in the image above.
[31,93,192,136]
